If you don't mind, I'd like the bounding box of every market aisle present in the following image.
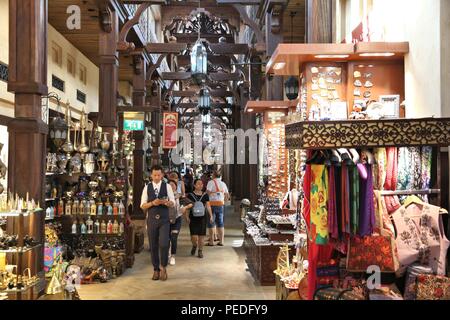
[77,205,275,300]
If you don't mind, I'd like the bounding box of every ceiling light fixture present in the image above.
[314,54,350,59]
[273,62,286,70]
[359,52,395,57]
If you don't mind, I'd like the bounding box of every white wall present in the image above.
[47,25,99,116]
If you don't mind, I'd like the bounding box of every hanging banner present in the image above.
[162,112,178,149]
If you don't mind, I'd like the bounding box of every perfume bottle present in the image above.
[119,222,124,235]
[106,199,113,216]
[46,207,52,219]
[80,221,87,234]
[97,200,103,216]
[113,199,119,216]
[79,199,85,216]
[71,221,77,234]
[57,199,64,217]
[90,199,96,216]
[107,220,113,234]
[94,220,100,234]
[118,200,125,216]
[86,217,93,234]
[52,206,56,219]
[65,199,72,215]
[112,220,119,234]
[72,199,79,216]
[100,220,107,234]
[84,199,90,215]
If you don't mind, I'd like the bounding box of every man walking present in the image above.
[141,165,175,281]
[206,171,229,246]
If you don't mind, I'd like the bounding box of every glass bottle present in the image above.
[79,199,85,216]
[58,199,64,217]
[106,199,113,216]
[90,199,96,216]
[84,199,90,215]
[94,220,100,234]
[86,217,93,234]
[112,220,119,234]
[71,221,77,234]
[107,220,113,234]
[80,220,87,234]
[97,200,103,216]
[46,207,52,220]
[119,222,124,235]
[65,199,72,216]
[72,199,79,216]
[113,199,119,216]
[100,220,107,234]
[118,200,125,216]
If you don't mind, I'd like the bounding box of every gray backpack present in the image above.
[191,193,206,217]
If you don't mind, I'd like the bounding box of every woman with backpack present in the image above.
[184,179,213,258]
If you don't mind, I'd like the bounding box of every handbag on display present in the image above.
[416,274,450,300]
[346,235,399,272]
[403,264,434,300]
[314,286,366,300]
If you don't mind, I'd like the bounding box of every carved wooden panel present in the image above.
[285,118,450,149]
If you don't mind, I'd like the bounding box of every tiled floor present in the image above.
[77,207,275,300]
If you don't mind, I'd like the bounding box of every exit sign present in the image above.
[123,119,144,131]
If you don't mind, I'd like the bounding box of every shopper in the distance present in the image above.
[183,168,194,194]
[169,171,186,198]
[167,179,185,266]
[184,179,213,258]
[140,165,175,281]
[206,171,229,246]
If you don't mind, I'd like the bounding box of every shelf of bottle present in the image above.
[65,233,124,236]
[51,215,126,219]
[0,244,42,254]
[0,279,40,293]
[0,209,43,217]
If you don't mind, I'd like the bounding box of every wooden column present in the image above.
[98,9,119,130]
[131,51,146,218]
[151,84,162,166]
[7,0,48,288]
[306,0,333,43]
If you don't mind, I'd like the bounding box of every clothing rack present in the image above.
[378,189,441,196]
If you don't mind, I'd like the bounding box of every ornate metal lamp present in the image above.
[198,87,211,116]
[284,76,299,101]
[190,14,208,85]
[48,97,68,150]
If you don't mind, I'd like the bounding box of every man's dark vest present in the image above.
[147,181,169,220]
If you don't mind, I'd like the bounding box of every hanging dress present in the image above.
[359,164,375,237]
[310,165,329,245]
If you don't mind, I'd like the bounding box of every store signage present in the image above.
[162,112,178,149]
[123,112,145,131]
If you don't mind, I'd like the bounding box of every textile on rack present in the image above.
[374,148,387,190]
[310,165,329,245]
[341,165,351,235]
[328,166,339,240]
[349,166,360,235]
[359,164,375,237]
[392,202,450,276]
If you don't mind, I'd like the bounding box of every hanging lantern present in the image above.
[198,88,211,116]
[191,39,208,84]
[49,115,68,150]
[284,76,299,101]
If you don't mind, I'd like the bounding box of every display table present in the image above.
[243,215,295,286]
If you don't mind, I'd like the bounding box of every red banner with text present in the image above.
[162,112,178,149]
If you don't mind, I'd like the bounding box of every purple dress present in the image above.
[358,164,375,236]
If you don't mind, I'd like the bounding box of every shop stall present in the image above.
[249,41,450,300]
[42,101,136,295]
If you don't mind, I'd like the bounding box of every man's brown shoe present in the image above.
[160,268,168,281]
[152,271,160,280]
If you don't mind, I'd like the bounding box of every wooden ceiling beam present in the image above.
[146,43,187,54]
[172,90,234,97]
[209,43,249,55]
[117,105,160,112]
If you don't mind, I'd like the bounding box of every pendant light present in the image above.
[198,87,211,116]
[284,11,299,101]
[49,96,68,150]
[190,2,207,84]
